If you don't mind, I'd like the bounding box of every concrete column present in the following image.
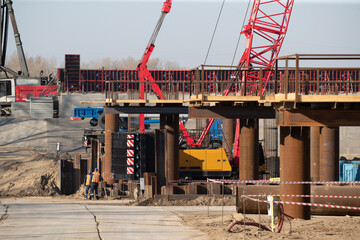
[280,127,310,220]
[222,118,234,159]
[104,110,119,185]
[239,119,259,180]
[310,127,320,181]
[165,114,179,181]
[319,126,339,181]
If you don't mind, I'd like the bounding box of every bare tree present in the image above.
[5,52,57,77]
[81,56,183,70]
[4,53,184,77]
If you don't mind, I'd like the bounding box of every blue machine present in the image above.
[207,119,223,148]
[339,160,360,181]
[73,107,159,129]
[73,107,104,127]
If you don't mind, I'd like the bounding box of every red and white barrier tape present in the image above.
[244,196,360,211]
[168,179,208,183]
[168,179,360,185]
[242,194,360,199]
[207,179,360,185]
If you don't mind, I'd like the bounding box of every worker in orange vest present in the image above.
[90,168,102,200]
[84,170,92,199]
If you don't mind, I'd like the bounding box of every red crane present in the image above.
[194,0,295,150]
[137,0,195,146]
[138,0,294,150]
[231,0,295,163]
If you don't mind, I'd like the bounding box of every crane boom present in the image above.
[137,0,195,146]
[5,0,29,77]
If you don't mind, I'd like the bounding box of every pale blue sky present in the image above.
[7,0,360,68]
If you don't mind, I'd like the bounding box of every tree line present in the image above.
[5,52,183,78]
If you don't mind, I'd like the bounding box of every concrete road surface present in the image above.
[0,198,235,239]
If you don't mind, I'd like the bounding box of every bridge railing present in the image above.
[60,54,360,98]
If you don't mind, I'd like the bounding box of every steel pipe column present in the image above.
[319,126,339,181]
[280,127,310,220]
[160,114,166,129]
[223,119,234,160]
[165,114,179,181]
[239,119,259,180]
[104,110,119,185]
[310,127,320,181]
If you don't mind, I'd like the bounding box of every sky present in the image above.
[5,0,360,69]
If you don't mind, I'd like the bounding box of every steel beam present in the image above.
[319,126,339,181]
[280,126,310,220]
[189,106,275,119]
[105,105,188,115]
[277,109,360,126]
[239,119,259,180]
[104,111,119,185]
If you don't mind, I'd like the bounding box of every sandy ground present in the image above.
[0,147,61,197]
[180,213,360,240]
[1,147,360,239]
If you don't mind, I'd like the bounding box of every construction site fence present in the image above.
[58,67,360,97]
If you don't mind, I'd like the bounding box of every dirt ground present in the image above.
[181,213,360,240]
[134,195,236,206]
[0,147,62,197]
[1,147,360,239]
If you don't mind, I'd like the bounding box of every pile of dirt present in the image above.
[181,213,360,240]
[133,195,236,206]
[0,147,62,197]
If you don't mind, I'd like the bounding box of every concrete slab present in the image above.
[0,118,98,153]
[0,198,218,240]
[0,198,98,239]
[87,205,208,240]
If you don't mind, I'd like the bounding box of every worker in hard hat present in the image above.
[84,170,92,199]
[90,168,102,200]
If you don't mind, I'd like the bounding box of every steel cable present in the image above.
[203,0,226,65]
[230,0,251,67]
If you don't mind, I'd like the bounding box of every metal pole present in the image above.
[274,59,278,94]
[285,58,288,98]
[0,2,3,66]
[295,55,299,102]
[201,65,205,101]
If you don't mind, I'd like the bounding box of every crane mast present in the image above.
[1,0,29,77]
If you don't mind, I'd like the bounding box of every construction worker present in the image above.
[84,170,92,199]
[90,168,102,200]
